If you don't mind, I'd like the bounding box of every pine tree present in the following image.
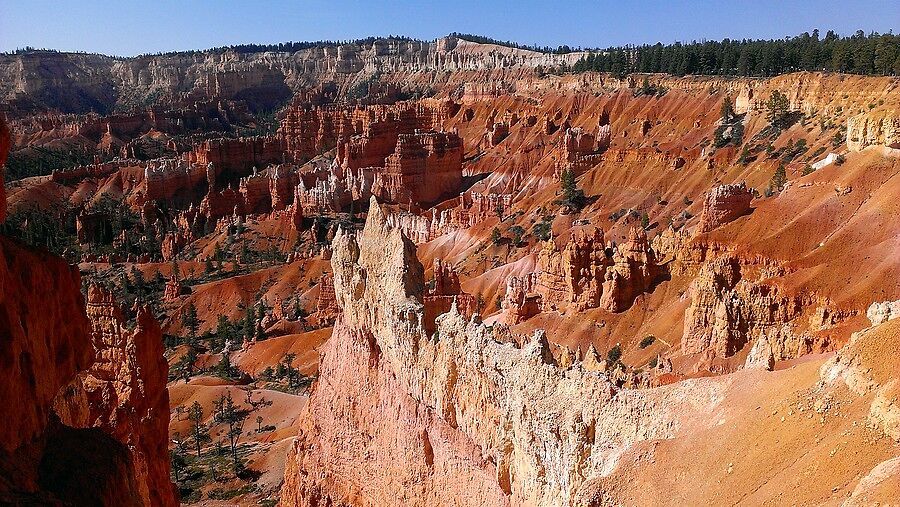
[491,227,502,245]
[178,347,198,382]
[720,96,736,122]
[768,164,787,194]
[187,401,207,457]
[766,91,790,128]
[170,449,187,483]
[558,168,586,213]
[182,302,199,343]
[874,35,898,75]
[244,305,257,341]
[130,266,146,299]
[214,391,248,471]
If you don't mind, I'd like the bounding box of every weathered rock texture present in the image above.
[0,117,175,505]
[280,198,723,506]
[0,238,177,506]
[680,255,820,360]
[531,227,662,315]
[867,299,900,326]
[847,112,900,151]
[373,130,463,206]
[53,285,177,507]
[819,319,900,445]
[501,272,541,324]
[0,236,95,501]
[695,182,753,235]
[0,37,586,116]
[423,258,477,333]
[387,192,511,244]
[311,273,339,326]
[537,228,610,312]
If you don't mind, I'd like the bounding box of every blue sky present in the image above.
[1,0,897,56]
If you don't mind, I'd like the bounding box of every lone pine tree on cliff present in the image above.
[766,90,790,128]
[558,168,586,213]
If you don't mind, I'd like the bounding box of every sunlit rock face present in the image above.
[847,113,900,152]
[695,183,753,236]
[279,198,725,506]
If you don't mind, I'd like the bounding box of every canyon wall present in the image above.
[280,198,724,506]
[0,116,175,506]
[53,285,177,507]
[0,37,586,116]
[0,234,95,501]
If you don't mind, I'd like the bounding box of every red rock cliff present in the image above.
[0,116,175,506]
[279,197,723,506]
[695,183,753,236]
[53,285,177,507]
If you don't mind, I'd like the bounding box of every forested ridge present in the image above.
[571,30,900,77]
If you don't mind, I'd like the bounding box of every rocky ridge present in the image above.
[0,36,586,116]
[280,198,727,506]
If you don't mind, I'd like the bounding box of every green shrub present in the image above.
[532,220,552,241]
[607,344,622,364]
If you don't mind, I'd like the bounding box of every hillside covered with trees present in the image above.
[571,30,900,77]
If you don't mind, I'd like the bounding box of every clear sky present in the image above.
[1,0,898,57]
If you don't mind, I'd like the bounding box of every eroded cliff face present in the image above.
[280,197,900,506]
[280,198,726,506]
[53,285,177,507]
[0,235,94,500]
[694,183,753,236]
[505,226,664,320]
[0,115,175,505]
[847,112,900,152]
[0,37,586,116]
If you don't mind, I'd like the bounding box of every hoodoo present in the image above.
[0,117,176,505]
[2,11,900,506]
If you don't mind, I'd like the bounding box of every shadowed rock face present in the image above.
[0,115,7,222]
[53,285,177,507]
[38,421,142,506]
[0,115,175,506]
[0,234,94,501]
[280,197,726,506]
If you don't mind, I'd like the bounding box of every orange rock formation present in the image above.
[280,198,900,505]
[695,182,753,235]
[0,116,175,506]
[53,285,177,507]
